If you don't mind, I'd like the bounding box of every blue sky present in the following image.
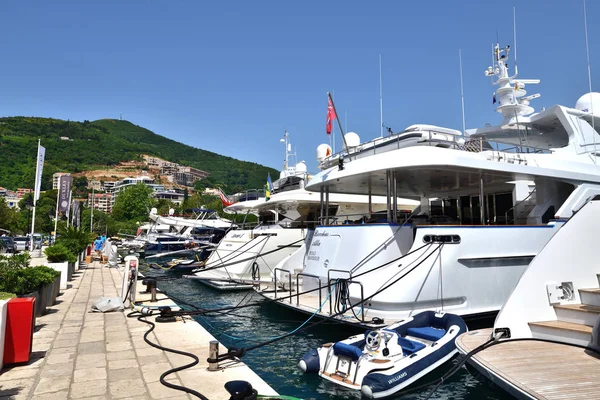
[0,1,598,173]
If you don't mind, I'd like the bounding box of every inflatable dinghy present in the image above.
[299,311,467,398]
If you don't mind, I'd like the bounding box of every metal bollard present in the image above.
[208,340,219,371]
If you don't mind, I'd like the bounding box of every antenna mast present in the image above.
[459,49,466,135]
[513,7,518,76]
[583,0,596,162]
[379,54,384,138]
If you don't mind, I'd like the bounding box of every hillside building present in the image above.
[52,172,71,190]
[16,188,32,197]
[88,192,114,213]
[154,189,185,205]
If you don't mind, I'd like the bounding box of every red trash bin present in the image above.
[3,297,35,364]
[86,245,92,256]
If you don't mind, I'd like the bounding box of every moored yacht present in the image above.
[185,132,419,290]
[257,43,600,328]
[456,195,600,399]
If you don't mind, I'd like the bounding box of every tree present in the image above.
[111,183,154,222]
[0,197,18,232]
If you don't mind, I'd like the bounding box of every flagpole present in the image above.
[90,187,94,233]
[66,190,72,228]
[328,92,349,157]
[53,176,60,243]
[30,139,40,251]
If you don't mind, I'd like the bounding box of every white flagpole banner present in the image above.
[34,143,45,202]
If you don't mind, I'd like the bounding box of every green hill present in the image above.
[0,117,277,191]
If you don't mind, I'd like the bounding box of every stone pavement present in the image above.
[0,261,191,400]
[0,260,278,400]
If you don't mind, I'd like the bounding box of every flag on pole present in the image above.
[58,176,73,213]
[72,201,80,227]
[265,173,273,200]
[34,143,45,202]
[217,188,234,207]
[326,96,337,135]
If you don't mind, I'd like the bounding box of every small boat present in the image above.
[299,311,467,398]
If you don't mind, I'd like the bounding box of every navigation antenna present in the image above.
[459,49,466,136]
[583,0,596,162]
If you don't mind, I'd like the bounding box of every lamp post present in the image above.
[25,199,33,251]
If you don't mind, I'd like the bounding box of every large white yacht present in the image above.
[257,43,600,328]
[456,195,600,399]
[185,133,419,290]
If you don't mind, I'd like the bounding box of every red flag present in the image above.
[218,188,234,207]
[326,96,337,135]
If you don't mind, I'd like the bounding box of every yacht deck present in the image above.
[257,284,389,329]
[456,328,600,399]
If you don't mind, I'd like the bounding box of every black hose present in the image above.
[126,311,209,400]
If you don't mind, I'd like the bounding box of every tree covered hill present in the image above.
[0,117,277,191]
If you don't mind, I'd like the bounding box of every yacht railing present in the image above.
[320,128,553,169]
[296,272,322,307]
[273,267,293,303]
[504,188,537,225]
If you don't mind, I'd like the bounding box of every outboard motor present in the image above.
[298,349,320,373]
[224,380,257,400]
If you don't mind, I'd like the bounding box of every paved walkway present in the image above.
[0,262,276,400]
[0,260,275,399]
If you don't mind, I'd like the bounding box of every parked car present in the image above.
[32,233,43,249]
[13,237,30,252]
[0,236,16,253]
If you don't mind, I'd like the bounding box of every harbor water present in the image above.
[147,268,513,400]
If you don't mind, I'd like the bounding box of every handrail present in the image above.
[505,188,537,224]
[327,278,365,323]
[296,272,322,307]
[273,268,292,303]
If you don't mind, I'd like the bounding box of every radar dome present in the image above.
[279,170,286,179]
[575,92,600,116]
[316,143,332,162]
[344,132,361,150]
[168,208,175,216]
[295,161,307,174]
[150,207,158,215]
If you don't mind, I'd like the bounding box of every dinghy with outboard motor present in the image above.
[299,311,467,398]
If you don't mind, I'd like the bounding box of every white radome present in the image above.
[575,92,600,116]
[316,143,332,162]
[344,132,361,149]
[295,161,307,174]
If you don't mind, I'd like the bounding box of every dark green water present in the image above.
[146,268,513,400]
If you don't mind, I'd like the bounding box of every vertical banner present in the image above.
[58,176,73,213]
[72,201,80,227]
[34,144,46,202]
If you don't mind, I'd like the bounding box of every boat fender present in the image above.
[298,349,320,373]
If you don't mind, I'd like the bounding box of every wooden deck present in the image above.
[456,329,600,399]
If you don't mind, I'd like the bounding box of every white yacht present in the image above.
[257,43,600,328]
[456,196,600,399]
[185,133,419,290]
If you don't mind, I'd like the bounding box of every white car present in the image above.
[13,237,30,252]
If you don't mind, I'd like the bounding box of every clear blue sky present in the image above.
[0,1,598,173]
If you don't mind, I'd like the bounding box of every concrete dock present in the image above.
[0,259,278,399]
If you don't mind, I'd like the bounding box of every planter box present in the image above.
[67,262,74,281]
[0,300,8,371]
[46,276,60,306]
[52,275,60,302]
[17,290,44,318]
[48,262,69,290]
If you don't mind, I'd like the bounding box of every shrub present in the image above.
[0,292,16,301]
[0,266,57,295]
[44,244,72,263]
